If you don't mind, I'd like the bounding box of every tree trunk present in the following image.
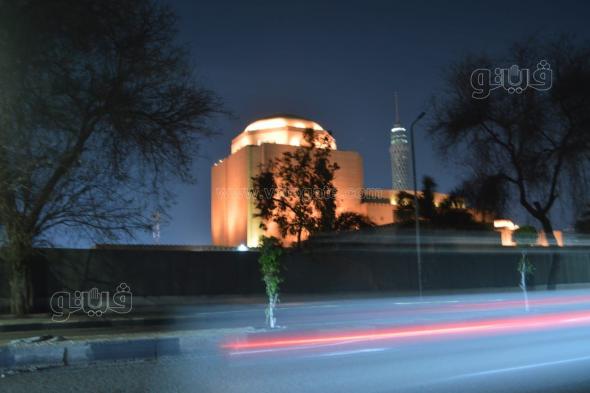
[267,293,278,329]
[519,251,530,312]
[538,216,560,290]
[5,241,34,316]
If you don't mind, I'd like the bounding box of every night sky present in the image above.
[133,0,590,246]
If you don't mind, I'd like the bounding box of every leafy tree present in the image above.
[438,192,465,210]
[514,225,538,247]
[394,191,416,223]
[252,129,371,245]
[436,189,490,230]
[434,209,488,230]
[395,176,438,224]
[252,129,338,245]
[395,175,484,230]
[419,176,437,221]
[334,212,374,231]
[430,36,590,289]
[574,205,590,233]
[258,236,283,329]
[312,142,339,233]
[453,175,508,222]
[0,0,219,314]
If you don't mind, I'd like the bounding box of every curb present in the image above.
[0,328,255,371]
[0,338,182,369]
[0,315,207,333]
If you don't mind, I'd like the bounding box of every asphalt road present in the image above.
[2,289,590,393]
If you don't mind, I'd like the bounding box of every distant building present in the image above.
[389,125,412,190]
[389,94,412,190]
[493,219,564,247]
[93,244,238,251]
[211,115,455,247]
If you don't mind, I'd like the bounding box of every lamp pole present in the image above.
[410,112,425,298]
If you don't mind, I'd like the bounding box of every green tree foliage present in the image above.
[258,236,283,328]
[514,225,538,247]
[575,205,590,233]
[394,191,415,222]
[395,175,485,230]
[334,212,374,231]
[453,175,508,222]
[313,142,339,233]
[419,176,437,221]
[0,0,219,315]
[252,129,373,245]
[252,129,337,245]
[435,209,487,230]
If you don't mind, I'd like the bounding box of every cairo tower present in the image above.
[389,94,412,190]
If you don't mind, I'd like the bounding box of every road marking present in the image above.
[284,304,340,309]
[442,355,590,381]
[394,301,460,305]
[228,339,367,356]
[319,348,387,357]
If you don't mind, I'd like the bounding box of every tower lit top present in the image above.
[389,94,412,189]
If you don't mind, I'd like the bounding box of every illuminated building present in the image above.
[211,115,363,247]
[389,94,412,190]
[493,219,564,247]
[211,115,453,247]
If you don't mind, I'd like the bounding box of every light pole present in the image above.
[410,112,425,298]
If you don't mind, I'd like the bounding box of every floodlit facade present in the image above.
[211,115,364,247]
[211,115,450,247]
[493,219,564,247]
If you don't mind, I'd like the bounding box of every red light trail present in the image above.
[223,309,590,352]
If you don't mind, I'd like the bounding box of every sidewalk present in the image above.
[0,294,272,334]
[0,325,258,372]
[0,298,267,370]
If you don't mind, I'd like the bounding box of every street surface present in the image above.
[2,289,590,392]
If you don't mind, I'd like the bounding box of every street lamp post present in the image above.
[410,112,426,298]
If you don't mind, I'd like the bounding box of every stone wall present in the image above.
[0,245,589,311]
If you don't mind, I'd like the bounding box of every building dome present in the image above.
[244,115,325,132]
[231,115,336,154]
